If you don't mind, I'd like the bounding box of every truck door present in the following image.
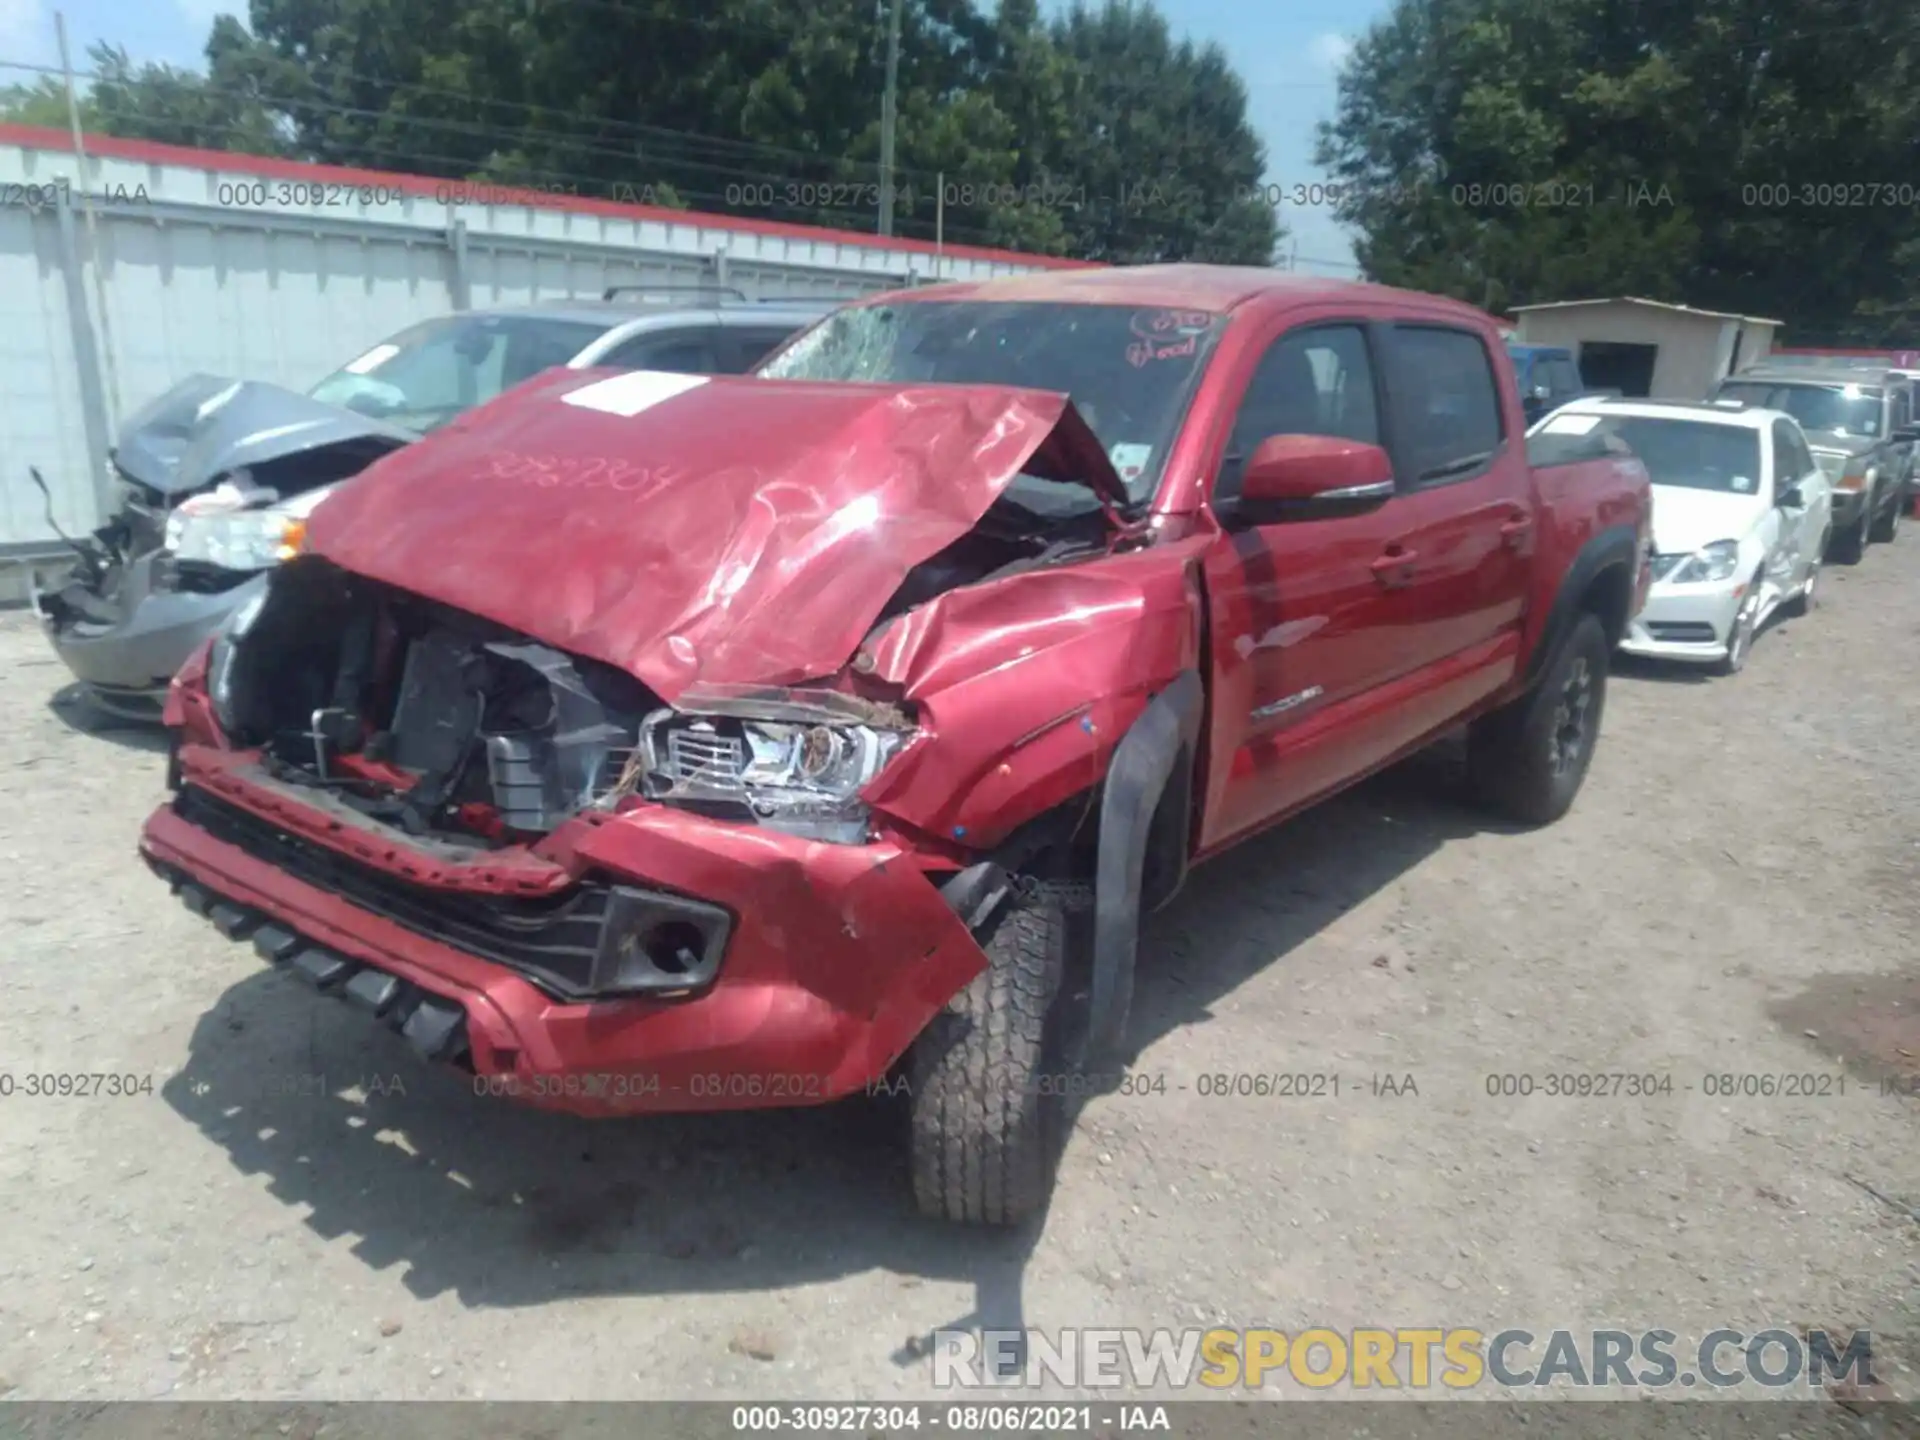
[1372,322,1533,693]
[1198,319,1404,848]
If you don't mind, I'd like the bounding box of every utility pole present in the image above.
[57,9,121,428]
[878,0,903,236]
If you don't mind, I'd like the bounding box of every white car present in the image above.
[1532,398,1833,675]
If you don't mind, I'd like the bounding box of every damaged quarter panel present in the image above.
[861,541,1209,850]
[303,367,1126,703]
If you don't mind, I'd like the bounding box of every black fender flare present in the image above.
[1087,669,1203,1066]
[1521,523,1640,691]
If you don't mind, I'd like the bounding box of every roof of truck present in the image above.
[872,263,1483,318]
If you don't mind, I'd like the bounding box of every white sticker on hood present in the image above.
[1108,442,1153,484]
[562,370,710,418]
[342,343,400,375]
[1542,413,1601,435]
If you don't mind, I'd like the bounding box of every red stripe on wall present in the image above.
[0,122,1099,273]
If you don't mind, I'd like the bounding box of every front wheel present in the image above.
[1715,584,1762,676]
[1832,508,1869,564]
[1870,487,1903,543]
[1467,612,1609,826]
[907,881,1070,1226]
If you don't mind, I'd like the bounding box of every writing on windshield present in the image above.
[759,300,1224,502]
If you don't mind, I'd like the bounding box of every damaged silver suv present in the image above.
[31,290,831,720]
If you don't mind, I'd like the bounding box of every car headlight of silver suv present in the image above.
[164,479,333,573]
[1668,539,1740,585]
[636,708,912,844]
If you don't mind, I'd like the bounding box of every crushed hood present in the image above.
[305,367,1129,702]
[113,374,417,497]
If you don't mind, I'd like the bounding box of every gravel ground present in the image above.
[0,539,1917,1417]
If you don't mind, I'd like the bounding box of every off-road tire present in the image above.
[907,881,1068,1226]
[1831,509,1869,564]
[1467,612,1609,827]
[1869,487,1903,543]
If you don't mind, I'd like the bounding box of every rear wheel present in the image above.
[907,880,1069,1226]
[1467,612,1609,826]
[1870,486,1903,543]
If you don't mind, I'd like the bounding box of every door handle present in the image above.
[1500,513,1535,548]
[1370,546,1418,587]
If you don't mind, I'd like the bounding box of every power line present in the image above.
[11,59,1315,251]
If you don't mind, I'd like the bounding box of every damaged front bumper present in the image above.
[139,744,994,1115]
[33,552,265,721]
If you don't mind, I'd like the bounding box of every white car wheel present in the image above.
[1717,588,1760,676]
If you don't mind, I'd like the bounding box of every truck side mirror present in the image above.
[1230,434,1396,525]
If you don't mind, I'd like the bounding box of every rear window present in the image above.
[1585,415,1762,495]
[1715,381,1884,438]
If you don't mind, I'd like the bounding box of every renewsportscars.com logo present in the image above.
[932,1327,1877,1392]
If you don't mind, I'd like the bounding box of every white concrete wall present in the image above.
[0,126,1075,552]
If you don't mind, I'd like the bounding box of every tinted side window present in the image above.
[599,329,720,373]
[1389,326,1505,485]
[1215,324,1381,506]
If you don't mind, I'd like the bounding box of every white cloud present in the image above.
[1310,32,1355,73]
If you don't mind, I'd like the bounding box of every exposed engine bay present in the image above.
[215,560,658,845]
[210,494,1108,850]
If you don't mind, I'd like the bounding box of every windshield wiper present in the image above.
[1418,450,1495,483]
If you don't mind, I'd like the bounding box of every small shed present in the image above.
[1508,298,1782,400]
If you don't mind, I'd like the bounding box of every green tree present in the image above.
[1041,0,1278,263]
[0,76,91,129]
[82,26,293,156]
[34,0,1281,263]
[1317,0,1920,335]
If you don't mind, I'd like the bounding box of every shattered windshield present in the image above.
[758,300,1225,503]
[309,313,609,434]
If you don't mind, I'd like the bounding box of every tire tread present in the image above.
[908,885,1066,1225]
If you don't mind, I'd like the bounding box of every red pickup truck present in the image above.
[141,266,1652,1226]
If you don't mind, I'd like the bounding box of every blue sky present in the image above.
[0,0,1392,270]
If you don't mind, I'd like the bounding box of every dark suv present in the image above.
[1714,365,1917,561]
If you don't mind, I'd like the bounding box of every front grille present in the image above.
[174,785,613,998]
[664,728,745,787]
[1646,621,1718,643]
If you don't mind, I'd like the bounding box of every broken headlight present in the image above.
[165,479,332,573]
[637,709,910,844]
